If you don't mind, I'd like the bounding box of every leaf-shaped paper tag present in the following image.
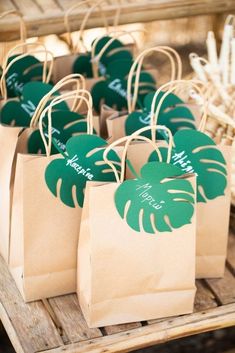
[0,81,68,127]
[115,161,195,233]
[148,130,227,202]
[91,71,156,113]
[73,36,132,78]
[28,110,96,154]
[45,134,121,207]
[5,54,45,97]
[125,91,196,137]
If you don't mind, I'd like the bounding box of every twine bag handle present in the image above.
[150,79,210,140]
[127,46,182,114]
[0,10,27,48]
[103,125,173,183]
[30,73,86,128]
[91,30,143,78]
[39,90,94,157]
[0,43,54,100]
[64,0,110,53]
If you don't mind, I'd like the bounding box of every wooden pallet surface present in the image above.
[0,0,235,41]
[0,228,235,353]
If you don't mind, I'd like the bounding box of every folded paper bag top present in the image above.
[77,125,197,328]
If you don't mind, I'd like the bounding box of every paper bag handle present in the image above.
[103,125,173,183]
[30,73,86,128]
[0,10,27,44]
[0,43,54,100]
[39,90,94,157]
[64,0,110,53]
[150,79,209,139]
[91,30,143,78]
[127,46,182,113]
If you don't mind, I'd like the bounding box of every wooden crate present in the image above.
[0,0,235,41]
[0,227,235,353]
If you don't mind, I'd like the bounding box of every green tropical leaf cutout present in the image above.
[45,134,121,207]
[115,161,195,233]
[125,91,196,137]
[5,54,46,98]
[148,130,227,203]
[0,81,68,127]
[28,110,96,154]
[91,71,156,113]
[73,36,132,78]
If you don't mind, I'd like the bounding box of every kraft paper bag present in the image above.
[0,124,23,262]
[77,131,197,327]
[196,144,231,278]
[78,179,197,328]
[9,148,81,302]
[126,138,232,279]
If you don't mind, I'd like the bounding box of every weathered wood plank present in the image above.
[194,280,218,312]
[35,0,62,14]
[206,267,235,305]
[40,303,235,353]
[0,255,63,353]
[227,231,235,274]
[1,0,235,41]
[0,0,15,12]
[104,322,142,335]
[48,294,102,343]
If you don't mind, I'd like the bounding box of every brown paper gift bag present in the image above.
[125,80,232,279]
[77,127,197,328]
[0,41,53,262]
[9,91,97,302]
[0,123,23,262]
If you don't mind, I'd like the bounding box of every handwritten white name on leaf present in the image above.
[6,73,24,95]
[108,79,128,99]
[136,183,165,210]
[66,155,94,180]
[172,151,195,174]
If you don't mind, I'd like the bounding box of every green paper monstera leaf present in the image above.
[28,110,96,154]
[92,71,156,113]
[5,54,45,98]
[73,36,132,78]
[115,161,195,233]
[125,91,196,137]
[149,130,227,203]
[45,134,121,207]
[0,81,68,127]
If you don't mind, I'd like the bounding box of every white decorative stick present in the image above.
[219,15,234,86]
[189,53,208,82]
[207,31,218,70]
[231,38,235,85]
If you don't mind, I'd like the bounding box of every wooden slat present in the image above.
[48,294,102,343]
[0,255,63,353]
[35,0,63,13]
[1,0,235,41]
[227,230,235,274]
[40,303,235,353]
[194,280,218,312]
[104,322,142,335]
[11,0,43,16]
[205,267,235,305]
[0,0,16,12]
